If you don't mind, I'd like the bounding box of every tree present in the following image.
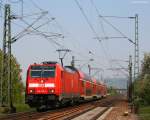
[0,49,24,104]
[11,56,25,103]
[141,53,150,76]
[134,53,150,105]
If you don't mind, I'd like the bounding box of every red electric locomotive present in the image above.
[25,61,107,110]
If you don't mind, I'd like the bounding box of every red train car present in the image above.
[25,61,107,110]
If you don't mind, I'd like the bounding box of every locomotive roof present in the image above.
[28,63,106,86]
[64,66,103,83]
[64,66,91,81]
[64,66,78,71]
[42,61,58,64]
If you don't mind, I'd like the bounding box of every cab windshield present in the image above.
[30,66,55,78]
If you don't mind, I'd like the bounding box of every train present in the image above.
[25,61,107,111]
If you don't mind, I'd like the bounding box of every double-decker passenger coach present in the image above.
[25,61,107,111]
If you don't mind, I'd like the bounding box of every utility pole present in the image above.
[0,4,15,112]
[128,55,132,103]
[134,14,139,80]
[1,4,11,108]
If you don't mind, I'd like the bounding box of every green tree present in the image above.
[0,49,24,105]
[141,53,150,76]
[11,56,25,104]
[134,53,150,105]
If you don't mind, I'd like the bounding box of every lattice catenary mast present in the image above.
[134,14,139,80]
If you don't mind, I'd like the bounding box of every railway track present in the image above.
[0,95,124,120]
[0,104,95,120]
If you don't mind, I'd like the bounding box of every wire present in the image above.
[98,17,107,37]
[30,0,96,63]
[19,11,49,19]
[12,12,47,41]
[8,0,21,4]
[19,19,65,48]
[30,0,43,11]
[74,0,114,74]
[30,18,54,31]
[74,0,101,42]
[100,16,132,19]
[29,0,67,44]
[90,0,134,44]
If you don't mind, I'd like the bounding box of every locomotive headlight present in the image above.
[29,89,34,93]
[30,89,33,93]
[51,89,54,93]
[49,89,55,93]
[41,80,44,83]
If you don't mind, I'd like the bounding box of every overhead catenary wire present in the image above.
[1,1,112,82]
[90,0,132,72]
[0,2,66,62]
[1,1,107,76]
[74,0,101,42]
[30,0,94,60]
[11,11,48,42]
[30,0,98,65]
[7,0,24,18]
[0,2,65,48]
[28,0,73,50]
[30,0,88,63]
[1,1,102,62]
[89,0,113,64]
[20,19,65,48]
[98,17,107,37]
[0,1,69,53]
[30,0,65,35]
[90,0,135,44]
[74,0,113,72]
[100,15,134,19]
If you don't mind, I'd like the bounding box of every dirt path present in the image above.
[104,100,138,120]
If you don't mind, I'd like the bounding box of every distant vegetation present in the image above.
[105,78,127,89]
[0,50,26,112]
[133,53,150,118]
[107,86,118,96]
[134,53,150,105]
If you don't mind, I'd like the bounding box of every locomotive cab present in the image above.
[25,61,107,111]
[25,61,62,109]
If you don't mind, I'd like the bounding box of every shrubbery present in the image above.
[134,53,150,106]
[0,49,24,105]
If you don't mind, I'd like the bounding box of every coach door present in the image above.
[61,71,65,98]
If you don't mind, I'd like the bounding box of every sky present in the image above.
[0,0,150,85]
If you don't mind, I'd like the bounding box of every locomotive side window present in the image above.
[30,66,55,78]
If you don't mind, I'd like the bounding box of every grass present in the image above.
[138,106,150,120]
[15,103,35,112]
[0,103,34,115]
